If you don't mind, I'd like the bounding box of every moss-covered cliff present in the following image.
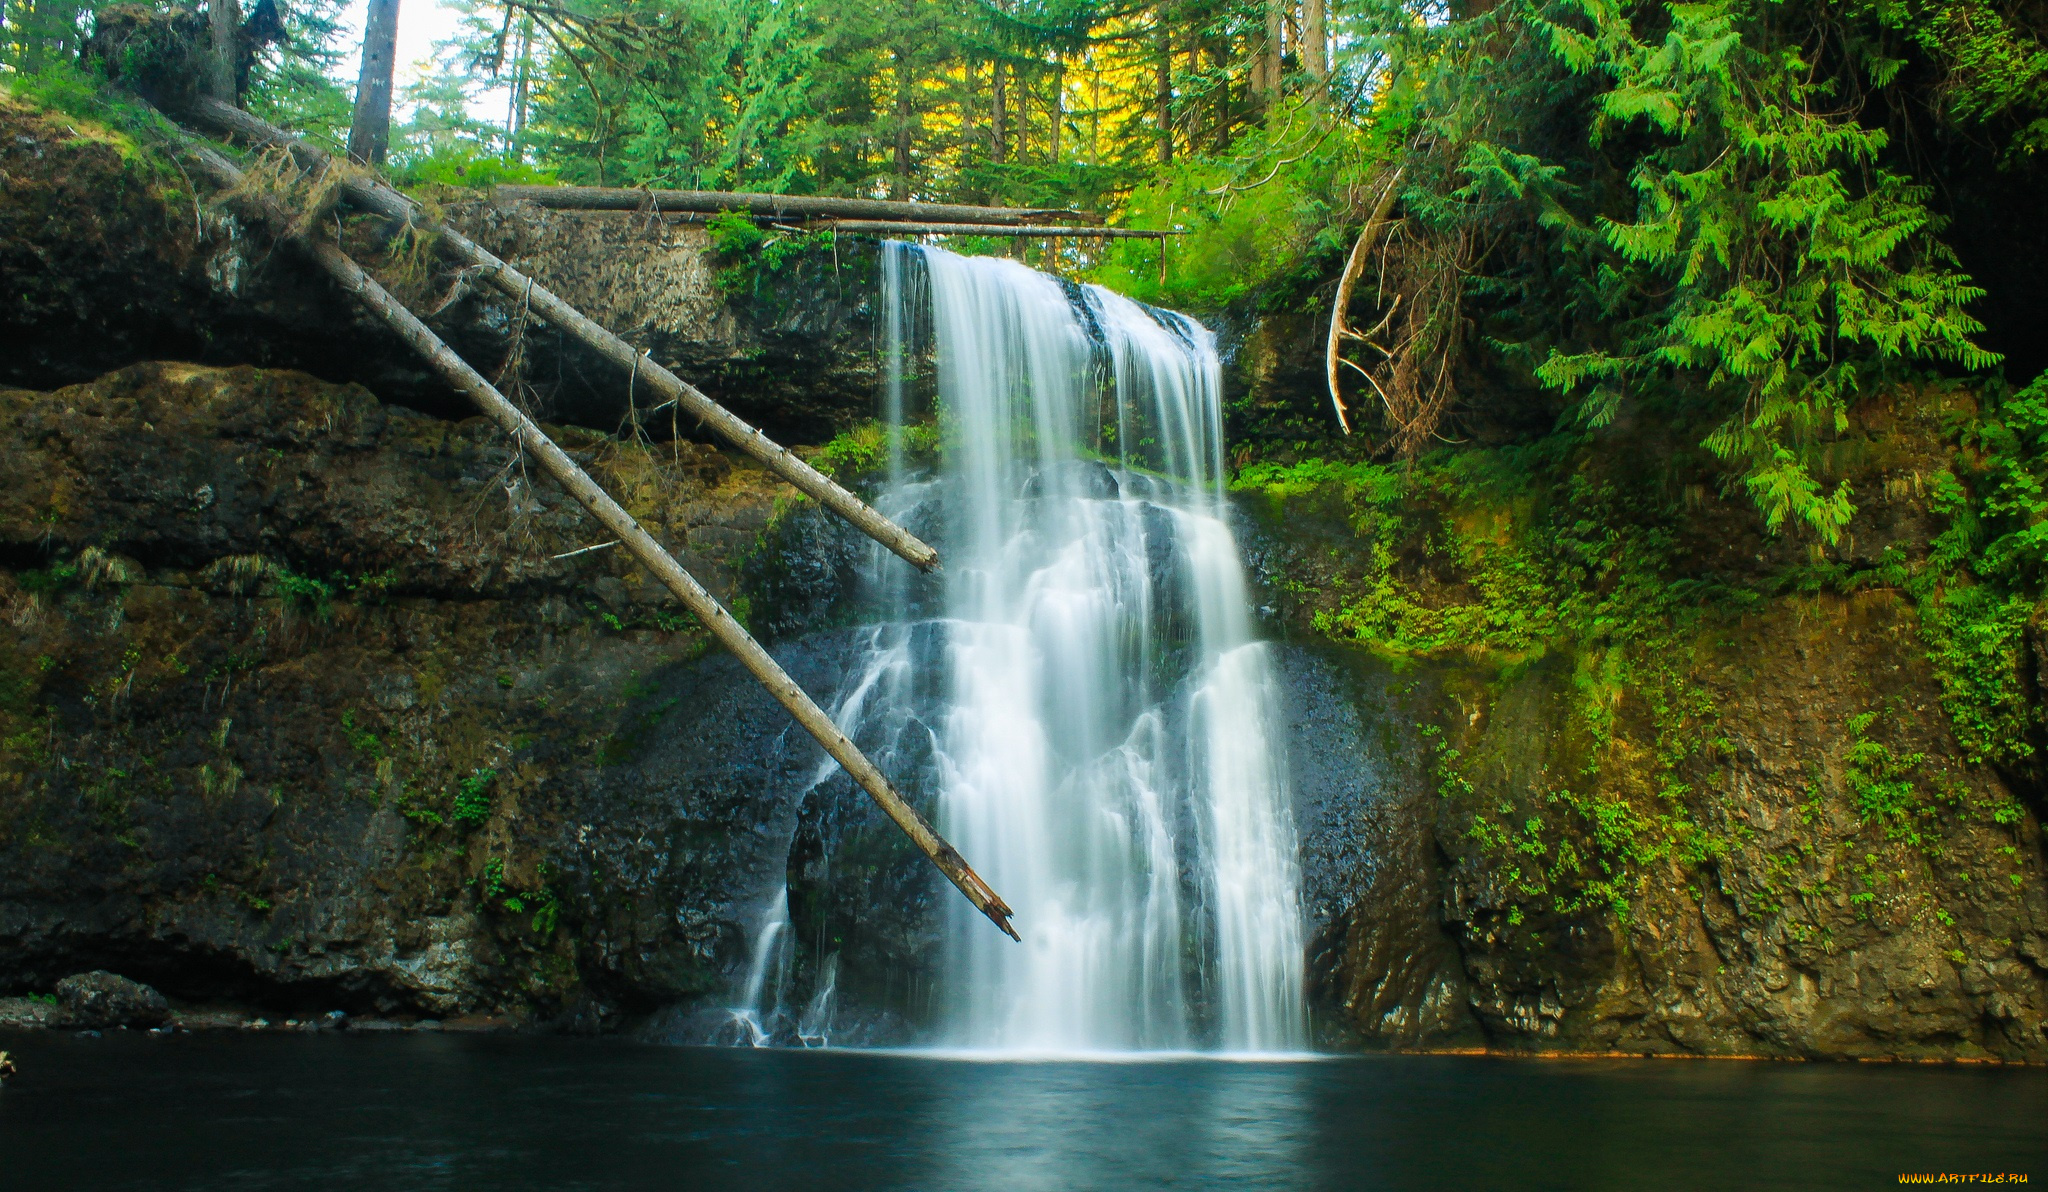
[1240,385,2048,1061]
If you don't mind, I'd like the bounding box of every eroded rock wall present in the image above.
[0,362,828,1023]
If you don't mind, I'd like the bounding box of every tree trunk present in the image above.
[207,0,240,103]
[1325,167,1405,433]
[1088,66,1100,166]
[1212,38,1232,150]
[1305,0,1328,79]
[1154,5,1173,164]
[891,45,914,200]
[509,14,532,147]
[992,63,1008,164]
[492,184,1096,225]
[346,0,401,166]
[1260,0,1284,103]
[1049,64,1063,166]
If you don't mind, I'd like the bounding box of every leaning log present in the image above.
[187,98,940,574]
[815,222,1179,239]
[494,183,1103,227]
[180,139,1020,942]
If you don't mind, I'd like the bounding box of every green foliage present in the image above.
[1843,709,1931,841]
[1859,0,2048,161]
[476,857,559,935]
[340,710,384,758]
[1,60,188,186]
[813,419,938,482]
[1401,0,2000,542]
[389,140,558,190]
[1905,371,2048,766]
[273,568,334,617]
[4,0,355,150]
[706,210,835,298]
[1233,440,1705,659]
[451,767,497,825]
[17,560,79,597]
[1088,105,1386,311]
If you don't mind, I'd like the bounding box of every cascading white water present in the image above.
[848,243,1308,1053]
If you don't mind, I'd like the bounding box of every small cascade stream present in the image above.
[730,244,1306,1054]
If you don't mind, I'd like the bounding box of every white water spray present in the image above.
[841,244,1307,1052]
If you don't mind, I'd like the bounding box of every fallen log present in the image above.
[814,222,1179,239]
[493,183,1103,226]
[181,138,1020,942]
[187,97,939,574]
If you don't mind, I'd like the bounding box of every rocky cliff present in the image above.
[1237,389,2048,1062]
[1,85,2043,1059]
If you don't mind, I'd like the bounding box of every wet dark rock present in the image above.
[0,997,61,1029]
[0,362,825,1024]
[56,971,169,1028]
[1021,461,1121,501]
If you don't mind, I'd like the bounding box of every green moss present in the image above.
[707,211,838,300]
[1239,433,1747,921]
[1,65,191,199]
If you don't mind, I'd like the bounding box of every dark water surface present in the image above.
[0,1032,2041,1190]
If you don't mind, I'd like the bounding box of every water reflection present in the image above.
[2,1035,2042,1190]
[923,1056,1312,1191]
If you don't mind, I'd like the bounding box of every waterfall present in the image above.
[831,243,1307,1053]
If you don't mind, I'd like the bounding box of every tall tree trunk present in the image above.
[1049,64,1063,166]
[963,58,979,173]
[992,62,1008,164]
[1211,37,1231,150]
[508,14,533,148]
[891,45,914,200]
[1260,0,1284,104]
[1154,4,1173,164]
[1089,65,1101,166]
[1305,0,1328,79]
[207,0,240,103]
[346,0,401,165]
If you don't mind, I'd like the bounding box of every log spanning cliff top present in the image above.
[492,185,1105,226]
[489,186,1180,239]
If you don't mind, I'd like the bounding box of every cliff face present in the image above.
[2,87,2043,1058]
[0,362,825,1023]
[1239,398,2048,1062]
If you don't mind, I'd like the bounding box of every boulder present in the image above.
[55,972,170,1028]
[0,997,61,1029]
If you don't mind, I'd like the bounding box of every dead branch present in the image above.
[1324,165,1404,434]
